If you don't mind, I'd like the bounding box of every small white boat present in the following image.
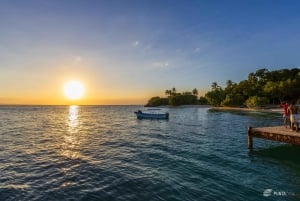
[134,109,169,120]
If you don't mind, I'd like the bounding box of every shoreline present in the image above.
[146,104,282,114]
[211,106,282,114]
[160,104,211,108]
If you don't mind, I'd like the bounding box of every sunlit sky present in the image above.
[1,0,300,105]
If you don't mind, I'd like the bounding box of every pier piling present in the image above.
[247,127,253,149]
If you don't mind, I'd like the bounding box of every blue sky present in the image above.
[0,0,300,104]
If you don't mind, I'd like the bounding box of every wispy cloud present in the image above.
[194,47,201,52]
[74,56,83,62]
[152,61,169,69]
[132,41,140,47]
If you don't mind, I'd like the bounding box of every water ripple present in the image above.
[0,106,299,200]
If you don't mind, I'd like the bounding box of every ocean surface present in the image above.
[1,105,300,201]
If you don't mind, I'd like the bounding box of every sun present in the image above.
[63,80,85,100]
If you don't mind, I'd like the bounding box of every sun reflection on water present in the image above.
[68,105,79,132]
[61,105,81,159]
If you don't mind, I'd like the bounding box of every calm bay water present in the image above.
[0,105,300,201]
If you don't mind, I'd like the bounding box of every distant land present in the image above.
[146,68,300,108]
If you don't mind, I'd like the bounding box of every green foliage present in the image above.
[198,96,209,104]
[245,96,269,108]
[221,94,245,107]
[145,97,168,107]
[146,88,202,106]
[169,94,198,106]
[147,68,300,107]
[206,68,300,107]
[192,88,198,96]
[205,89,225,106]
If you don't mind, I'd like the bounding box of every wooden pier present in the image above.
[248,126,300,149]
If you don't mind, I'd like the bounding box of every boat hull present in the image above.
[134,111,169,120]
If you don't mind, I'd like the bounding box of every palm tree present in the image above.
[192,88,198,96]
[211,82,219,91]
[172,87,177,95]
[226,80,233,88]
[165,89,172,97]
[225,80,234,93]
[165,90,170,97]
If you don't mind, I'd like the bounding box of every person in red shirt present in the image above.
[280,101,290,128]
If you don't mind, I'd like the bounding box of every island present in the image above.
[146,68,300,107]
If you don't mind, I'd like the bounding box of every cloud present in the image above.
[152,61,169,69]
[74,56,82,62]
[132,41,140,47]
[194,47,201,52]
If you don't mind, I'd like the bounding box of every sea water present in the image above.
[0,105,300,201]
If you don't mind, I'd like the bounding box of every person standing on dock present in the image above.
[288,101,299,131]
[280,101,290,128]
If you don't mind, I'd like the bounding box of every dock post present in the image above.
[248,126,253,149]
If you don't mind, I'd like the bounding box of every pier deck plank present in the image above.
[248,126,300,148]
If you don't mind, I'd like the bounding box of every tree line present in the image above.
[205,68,300,107]
[146,68,300,107]
[146,87,208,106]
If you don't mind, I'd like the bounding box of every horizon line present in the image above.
[0,104,145,106]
